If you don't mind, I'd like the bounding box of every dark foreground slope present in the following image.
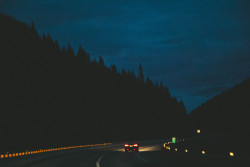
[187,78,250,156]
[188,77,250,134]
[0,13,187,153]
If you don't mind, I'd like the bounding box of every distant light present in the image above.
[202,150,205,154]
[166,146,170,150]
[185,149,188,152]
[229,152,234,157]
[175,148,178,151]
[197,129,201,134]
[133,144,138,147]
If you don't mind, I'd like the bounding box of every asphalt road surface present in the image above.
[0,139,249,167]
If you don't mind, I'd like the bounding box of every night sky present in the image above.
[1,0,250,113]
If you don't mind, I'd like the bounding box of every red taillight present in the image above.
[125,144,129,147]
[133,144,138,147]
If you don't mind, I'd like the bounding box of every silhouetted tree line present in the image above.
[0,13,187,153]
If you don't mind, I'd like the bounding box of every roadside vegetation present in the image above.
[0,13,187,153]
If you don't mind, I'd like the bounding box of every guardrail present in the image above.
[0,143,112,159]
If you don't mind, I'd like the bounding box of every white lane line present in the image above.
[96,155,104,167]
[137,153,151,165]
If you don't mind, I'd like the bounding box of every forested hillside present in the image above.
[0,13,187,153]
[188,78,250,134]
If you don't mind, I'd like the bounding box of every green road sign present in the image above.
[172,137,176,143]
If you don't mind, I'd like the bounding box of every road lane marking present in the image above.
[137,153,151,165]
[96,155,104,167]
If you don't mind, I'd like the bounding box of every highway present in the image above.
[0,139,249,167]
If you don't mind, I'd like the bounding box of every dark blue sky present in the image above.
[1,0,250,113]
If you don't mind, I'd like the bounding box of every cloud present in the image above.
[191,86,230,97]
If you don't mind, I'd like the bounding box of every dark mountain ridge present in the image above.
[188,77,250,134]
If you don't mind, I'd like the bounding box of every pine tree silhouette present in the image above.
[138,63,144,82]
[76,46,90,64]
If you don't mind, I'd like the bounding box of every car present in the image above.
[124,143,139,152]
